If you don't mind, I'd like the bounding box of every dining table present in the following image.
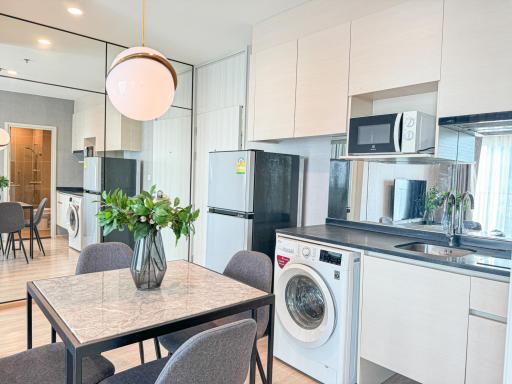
[26,260,275,384]
[18,201,34,259]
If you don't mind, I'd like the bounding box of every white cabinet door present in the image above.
[56,192,69,228]
[349,0,443,95]
[252,41,297,141]
[71,112,84,152]
[465,315,506,384]
[294,23,350,137]
[360,255,470,384]
[438,0,512,117]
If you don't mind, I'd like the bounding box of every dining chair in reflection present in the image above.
[0,202,29,263]
[24,197,47,256]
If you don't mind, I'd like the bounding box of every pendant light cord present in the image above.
[141,0,145,46]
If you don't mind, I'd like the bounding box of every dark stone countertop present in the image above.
[57,187,83,197]
[276,224,511,278]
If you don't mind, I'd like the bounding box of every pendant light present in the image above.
[106,0,177,121]
[0,129,10,151]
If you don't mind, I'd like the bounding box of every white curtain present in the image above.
[474,135,512,235]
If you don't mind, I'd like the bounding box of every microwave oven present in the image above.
[348,111,435,155]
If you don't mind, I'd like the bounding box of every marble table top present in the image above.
[32,260,269,344]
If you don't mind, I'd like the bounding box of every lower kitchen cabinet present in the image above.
[360,255,470,384]
[56,192,70,228]
[465,315,506,384]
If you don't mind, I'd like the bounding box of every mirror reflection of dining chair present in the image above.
[100,319,257,384]
[25,197,47,256]
[0,202,29,263]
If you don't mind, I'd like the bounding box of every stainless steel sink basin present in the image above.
[395,242,476,258]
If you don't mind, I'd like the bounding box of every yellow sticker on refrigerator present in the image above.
[236,158,246,174]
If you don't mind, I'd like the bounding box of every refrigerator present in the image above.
[206,150,303,273]
[83,156,140,248]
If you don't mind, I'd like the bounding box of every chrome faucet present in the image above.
[458,192,475,234]
[443,192,457,246]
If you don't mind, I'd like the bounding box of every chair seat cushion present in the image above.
[0,342,115,384]
[100,357,170,384]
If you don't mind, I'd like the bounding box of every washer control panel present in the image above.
[319,249,342,266]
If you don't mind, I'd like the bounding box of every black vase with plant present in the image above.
[96,185,199,290]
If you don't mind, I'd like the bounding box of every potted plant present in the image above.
[97,185,199,290]
[0,176,9,201]
[423,186,443,224]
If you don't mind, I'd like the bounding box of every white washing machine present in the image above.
[274,234,360,384]
[67,195,83,251]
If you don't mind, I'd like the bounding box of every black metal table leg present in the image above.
[66,347,82,384]
[27,292,32,349]
[267,303,274,384]
[51,327,57,343]
[29,207,34,259]
[250,308,258,384]
[154,338,162,359]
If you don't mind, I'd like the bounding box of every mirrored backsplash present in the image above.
[329,129,512,242]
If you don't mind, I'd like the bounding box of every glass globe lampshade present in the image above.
[0,128,10,151]
[106,46,177,121]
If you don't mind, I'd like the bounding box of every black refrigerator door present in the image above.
[328,159,351,220]
[252,151,301,259]
[102,157,138,248]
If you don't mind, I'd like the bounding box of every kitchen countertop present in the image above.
[56,187,83,197]
[277,224,511,278]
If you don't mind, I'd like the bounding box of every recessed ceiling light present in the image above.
[38,39,52,45]
[6,70,17,76]
[67,7,83,16]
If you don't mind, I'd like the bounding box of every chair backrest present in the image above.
[0,202,25,233]
[223,250,272,338]
[33,198,48,226]
[155,319,257,384]
[75,242,133,275]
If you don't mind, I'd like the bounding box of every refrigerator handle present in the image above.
[238,105,244,150]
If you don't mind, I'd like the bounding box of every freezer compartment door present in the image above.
[82,193,101,248]
[205,211,252,273]
[84,157,102,193]
[208,150,254,213]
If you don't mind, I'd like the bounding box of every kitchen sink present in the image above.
[395,242,476,258]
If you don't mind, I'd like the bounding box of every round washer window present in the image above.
[285,275,325,330]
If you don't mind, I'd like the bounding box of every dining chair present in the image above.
[156,250,272,380]
[24,197,47,256]
[100,319,257,384]
[75,242,147,364]
[0,202,29,263]
[0,342,115,384]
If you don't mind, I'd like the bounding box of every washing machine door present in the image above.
[276,263,336,348]
[67,204,79,238]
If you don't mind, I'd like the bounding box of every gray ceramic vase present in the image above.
[131,231,167,290]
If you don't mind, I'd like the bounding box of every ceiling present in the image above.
[0,0,311,65]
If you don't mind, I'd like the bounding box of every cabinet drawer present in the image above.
[470,277,509,318]
[465,315,506,384]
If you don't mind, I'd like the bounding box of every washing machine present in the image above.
[274,234,360,384]
[67,195,83,251]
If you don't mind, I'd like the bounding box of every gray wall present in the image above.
[0,90,83,187]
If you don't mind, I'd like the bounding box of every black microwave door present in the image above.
[348,114,401,154]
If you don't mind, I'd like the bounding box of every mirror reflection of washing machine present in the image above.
[67,196,83,251]
[274,235,360,384]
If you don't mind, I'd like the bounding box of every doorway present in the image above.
[3,123,57,238]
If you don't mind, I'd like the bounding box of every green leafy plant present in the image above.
[424,186,443,216]
[96,185,199,242]
[0,176,9,191]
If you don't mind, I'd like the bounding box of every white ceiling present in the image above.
[0,0,311,65]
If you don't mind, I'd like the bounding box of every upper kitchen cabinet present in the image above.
[105,99,142,152]
[438,0,512,117]
[252,41,297,141]
[294,23,351,137]
[349,0,444,96]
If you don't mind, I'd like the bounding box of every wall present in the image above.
[0,90,82,187]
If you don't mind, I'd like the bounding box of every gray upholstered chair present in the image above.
[76,242,133,275]
[0,342,114,384]
[100,319,257,384]
[0,202,29,263]
[156,251,272,378]
[24,197,47,256]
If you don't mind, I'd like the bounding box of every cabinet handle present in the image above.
[469,309,507,324]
